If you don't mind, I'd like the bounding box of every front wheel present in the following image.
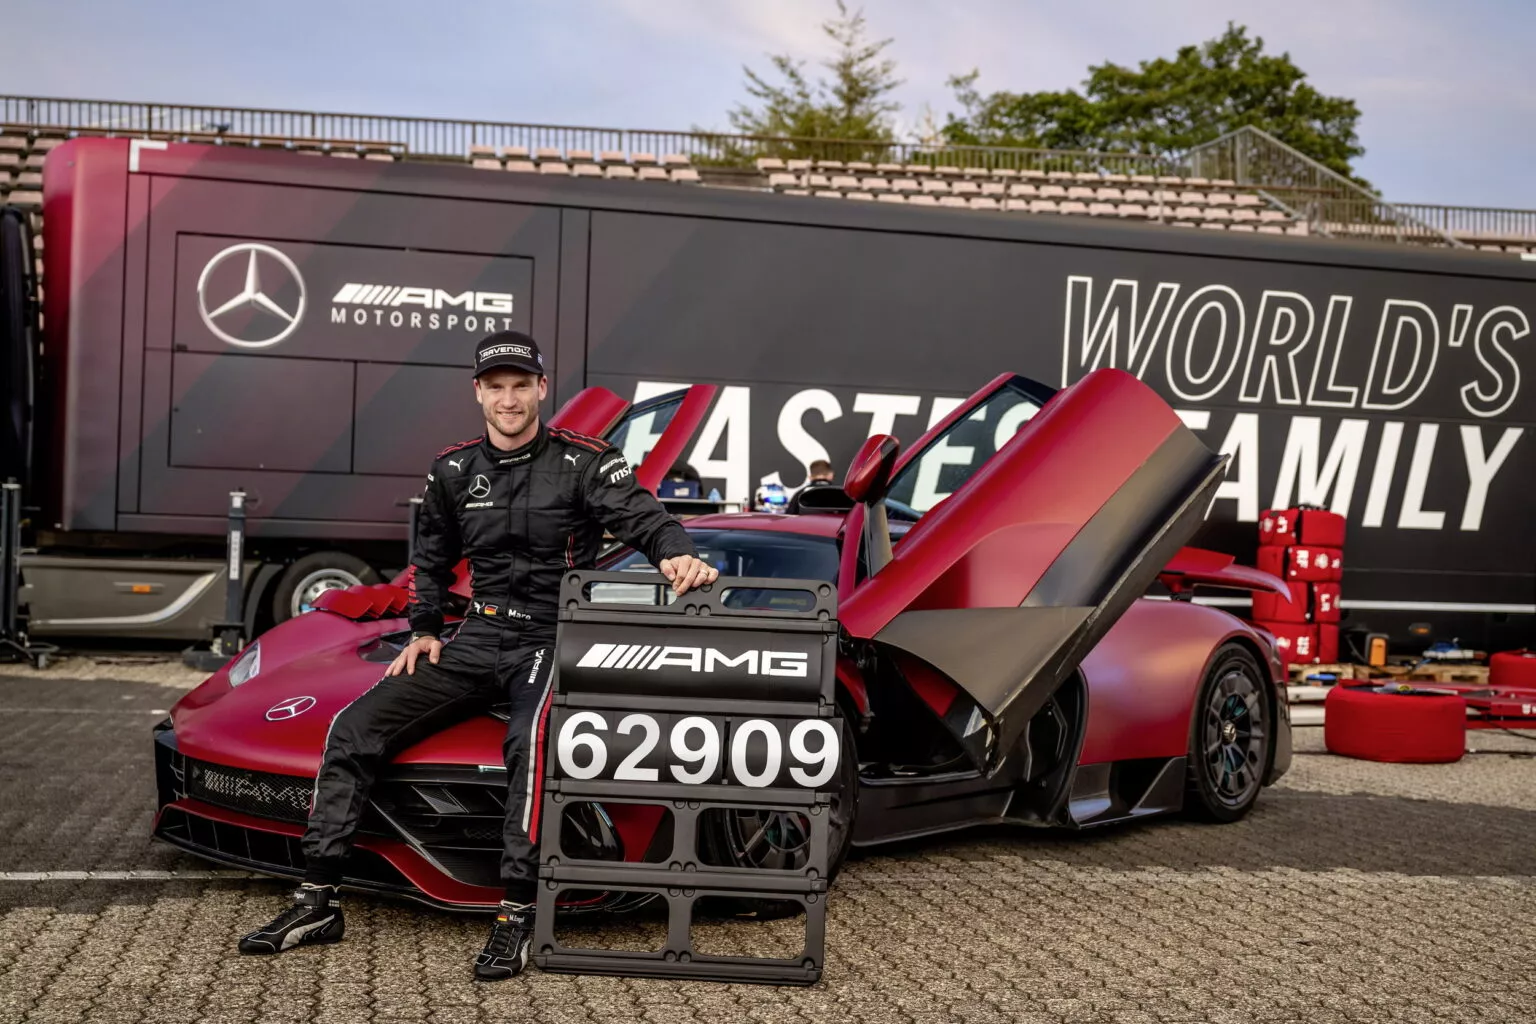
[698,716,858,918]
[1185,644,1270,823]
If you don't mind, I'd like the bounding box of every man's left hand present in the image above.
[658,555,719,595]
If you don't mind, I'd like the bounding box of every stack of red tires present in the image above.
[1252,508,1346,671]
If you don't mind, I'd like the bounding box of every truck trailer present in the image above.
[0,137,1531,652]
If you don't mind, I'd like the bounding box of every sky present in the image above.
[6,0,1534,209]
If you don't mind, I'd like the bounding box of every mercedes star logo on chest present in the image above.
[197,243,308,348]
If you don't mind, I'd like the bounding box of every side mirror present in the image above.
[843,434,901,505]
[844,434,901,579]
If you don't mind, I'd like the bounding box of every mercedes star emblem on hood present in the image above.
[265,695,317,721]
[197,242,308,348]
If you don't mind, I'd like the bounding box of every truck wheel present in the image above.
[271,552,379,622]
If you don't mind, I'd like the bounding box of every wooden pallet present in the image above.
[1288,662,1363,684]
[1402,663,1489,685]
[1286,661,1490,686]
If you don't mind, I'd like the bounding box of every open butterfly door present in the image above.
[840,368,1227,767]
[549,384,718,495]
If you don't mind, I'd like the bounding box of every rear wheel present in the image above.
[1184,644,1269,823]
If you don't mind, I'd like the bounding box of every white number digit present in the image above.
[669,716,720,784]
[614,713,660,781]
[730,720,782,788]
[556,711,608,780]
[788,720,840,787]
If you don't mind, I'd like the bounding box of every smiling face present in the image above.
[474,369,547,449]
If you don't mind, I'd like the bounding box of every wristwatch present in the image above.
[410,631,437,643]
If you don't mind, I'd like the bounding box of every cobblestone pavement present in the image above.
[1,674,1533,1023]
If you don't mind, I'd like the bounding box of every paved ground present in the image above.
[1,672,1534,1024]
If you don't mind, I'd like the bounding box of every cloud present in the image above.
[606,0,833,57]
[0,0,1530,206]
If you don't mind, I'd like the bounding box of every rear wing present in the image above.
[1158,547,1290,599]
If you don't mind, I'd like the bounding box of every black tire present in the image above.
[1184,644,1270,823]
[270,551,380,623]
[824,716,859,878]
[699,716,858,919]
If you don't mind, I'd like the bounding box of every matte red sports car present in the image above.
[152,369,1293,910]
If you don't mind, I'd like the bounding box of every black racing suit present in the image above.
[302,423,696,897]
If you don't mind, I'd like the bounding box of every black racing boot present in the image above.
[474,901,535,981]
[238,884,345,954]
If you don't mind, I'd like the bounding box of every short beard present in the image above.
[486,410,538,450]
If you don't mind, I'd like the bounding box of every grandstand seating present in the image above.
[1,122,1531,254]
[750,156,1330,236]
[460,144,702,184]
[0,125,402,215]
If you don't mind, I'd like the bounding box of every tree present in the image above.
[945,72,1103,152]
[943,24,1365,180]
[719,1,903,161]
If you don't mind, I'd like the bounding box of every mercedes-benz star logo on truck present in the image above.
[197,243,307,348]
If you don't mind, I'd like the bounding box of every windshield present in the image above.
[598,528,840,608]
[883,377,1054,520]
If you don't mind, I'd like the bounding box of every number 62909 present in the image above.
[551,710,840,789]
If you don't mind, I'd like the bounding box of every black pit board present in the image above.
[533,569,842,985]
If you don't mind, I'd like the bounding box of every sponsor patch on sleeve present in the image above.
[599,453,632,484]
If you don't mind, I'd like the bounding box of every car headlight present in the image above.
[228,642,262,687]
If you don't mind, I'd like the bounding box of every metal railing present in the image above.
[687,135,1178,176]
[1256,190,1333,238]
[0,93,1179,175]
[1389,203,1536,243]
[1183,126,1471,248]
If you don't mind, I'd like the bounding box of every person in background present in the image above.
[787,458,839,513]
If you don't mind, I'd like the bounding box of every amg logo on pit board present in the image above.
[576,643,809,677]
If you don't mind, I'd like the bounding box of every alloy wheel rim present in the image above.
[1202,665,1265,807]
[724,732,854,869]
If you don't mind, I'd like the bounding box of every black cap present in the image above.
[473,330,545,378]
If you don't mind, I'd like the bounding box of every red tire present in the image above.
[1491,650,1536,688]
[1324,685,1465,763]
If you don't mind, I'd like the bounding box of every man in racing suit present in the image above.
[239,331,718,979]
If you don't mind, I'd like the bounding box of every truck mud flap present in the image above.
[533,570,842,985]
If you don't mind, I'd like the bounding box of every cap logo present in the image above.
[479,343,532,363]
